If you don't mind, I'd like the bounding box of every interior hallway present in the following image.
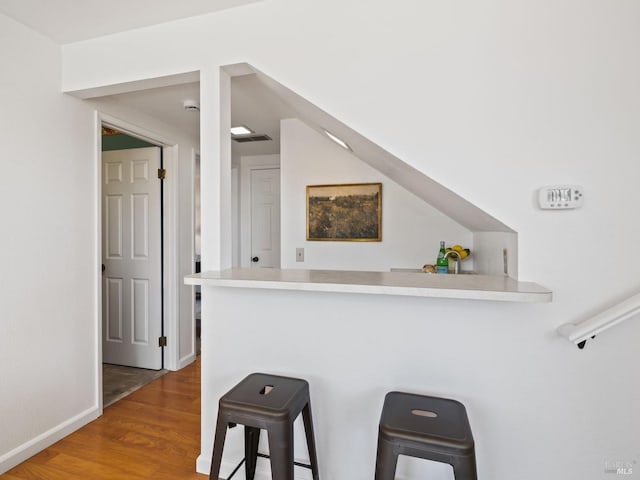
[1,358,203,479]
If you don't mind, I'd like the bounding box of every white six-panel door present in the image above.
[250,168,280,268]
[102,147,162,370]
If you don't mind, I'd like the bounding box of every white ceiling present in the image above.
[104,82,203,142]
[230,74,298,156]
[102,75,292,158]
[0,0,261,44]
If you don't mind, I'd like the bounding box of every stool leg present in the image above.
[244,426,261,480]
[267,422,295,480]
[451,455,478,480]
[374,437,398,480]
[209,413,228,480]
[302,402,320,480]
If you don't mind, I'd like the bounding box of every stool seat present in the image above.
[375,391,477,480]
[210,373,320,480]
[220,373,310,423]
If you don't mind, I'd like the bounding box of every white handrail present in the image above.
[557,291,640,348]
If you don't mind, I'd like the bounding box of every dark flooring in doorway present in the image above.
[103,363,168,407]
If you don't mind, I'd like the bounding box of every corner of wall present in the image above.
[472,231,518,278]
[0,406,100,475]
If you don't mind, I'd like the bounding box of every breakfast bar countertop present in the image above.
[185,268,552,303]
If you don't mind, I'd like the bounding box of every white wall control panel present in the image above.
[538,185,584,209]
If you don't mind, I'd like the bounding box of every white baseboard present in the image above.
[0,405,101,474]
[178,352,197,370]
[196,454,313,480]
[196,454,211,475]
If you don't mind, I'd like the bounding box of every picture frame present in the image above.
[306,182,382,241]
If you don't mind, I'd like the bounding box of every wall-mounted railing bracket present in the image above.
[558,292,640,349]
[576,335,596,350]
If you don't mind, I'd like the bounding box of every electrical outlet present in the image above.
[296,248,304,262]
[503,248,508,275]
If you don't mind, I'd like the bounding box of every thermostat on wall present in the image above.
[538,185,584,210]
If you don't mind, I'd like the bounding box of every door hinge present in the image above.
[157,168,166,179]
[158,336,167,347]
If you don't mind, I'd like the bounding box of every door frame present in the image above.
[239,155,280,268]
[95,112,181,408]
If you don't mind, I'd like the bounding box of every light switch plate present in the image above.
[296,248,304,262]
[538,185,584,210]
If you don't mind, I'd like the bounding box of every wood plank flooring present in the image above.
[2,357,206,480]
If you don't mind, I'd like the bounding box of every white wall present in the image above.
[0,13,98,472]
[202,287,561,480]
[3,0,635,478]
[231,166,240,267]
[281,118,472,271]
[0,14,200,472]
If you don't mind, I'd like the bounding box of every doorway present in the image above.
[239,155,281,268]
[101,126,166,405]
[249,167,280,268]
[102,363,167,407]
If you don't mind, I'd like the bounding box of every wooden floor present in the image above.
[2,357,206,480]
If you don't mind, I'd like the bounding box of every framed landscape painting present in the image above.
[306,183,382,241]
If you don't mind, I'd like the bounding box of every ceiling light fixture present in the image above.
[324,130,351,151]
[230,125,254,135]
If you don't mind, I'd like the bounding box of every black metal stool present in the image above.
[375,391,477,479]
[209,373,320,480]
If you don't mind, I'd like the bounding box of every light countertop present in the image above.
[185,268,552,303]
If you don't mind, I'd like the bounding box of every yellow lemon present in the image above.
[452,245,463,252]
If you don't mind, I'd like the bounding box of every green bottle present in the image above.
[436,241,448,274]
